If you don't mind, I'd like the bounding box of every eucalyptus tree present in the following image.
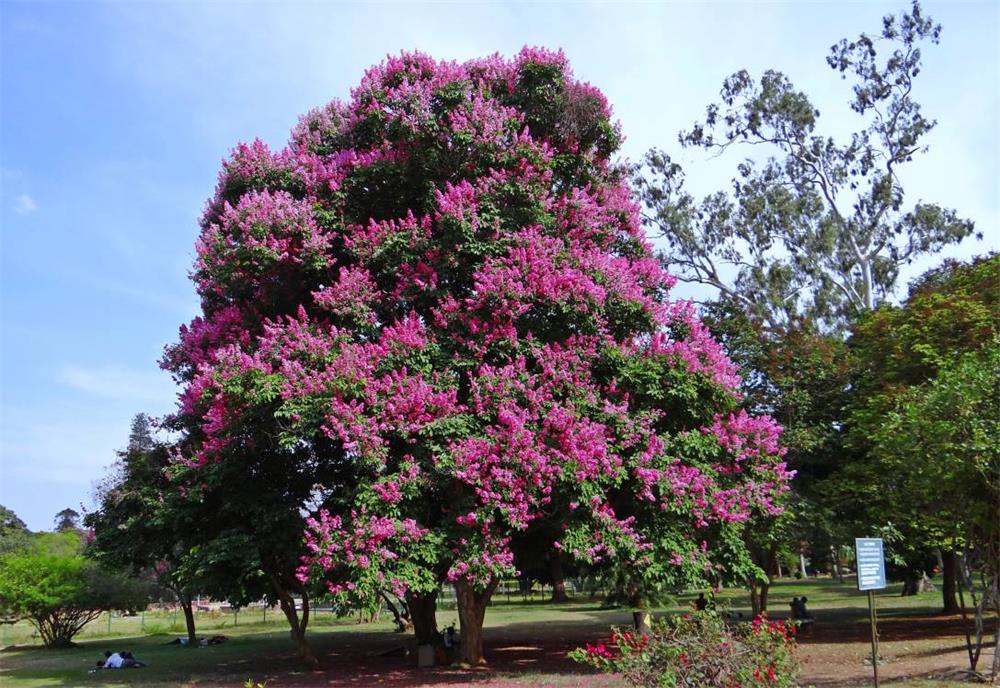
[637,1,976,333]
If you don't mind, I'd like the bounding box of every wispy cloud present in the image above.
[58,264,200,319]
[0,402,136,529]
[13,193,37,214]
[1,414,125,485]
[57,364,177,406]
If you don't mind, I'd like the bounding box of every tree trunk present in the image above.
[941,549,960,614]
[35,609,100,648]
[406,590,438,645]
[270,576,319,668]
[455,577,497,666]
[180,594,197,646]
[549,553,569,603]
[992,619,1000,682]
[382,591,412,633]
[749,545,776,615]
[830,545,843,583]
[989,572,1000,681]
[748,577,770,617]
[632,610,652,635]
[799,551,808,579]
[956,555,982,673]
[901,572,935,596]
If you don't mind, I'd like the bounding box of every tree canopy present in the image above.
[164,48,792,665]
[86,413,202,645]
[0,504,31,555]
[0,531,149,647]
[833,254,999,564]
[636,1,977,332]
[54,508,80,533]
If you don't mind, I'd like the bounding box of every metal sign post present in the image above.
[855,538,887,687]
[867,589,879,687]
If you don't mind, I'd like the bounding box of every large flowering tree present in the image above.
[165,48,792,666]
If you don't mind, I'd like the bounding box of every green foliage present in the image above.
[842,344,999,554]
[0,550,148,647]
[53,508,80,533]
[0,504,32,555]
[850,254,999,401]
[127,413,156,454]
[32,530,87,558]
[571,611,800,687]
[86,416,191,599]
[831,254,1000,570]
[637,1,976,332]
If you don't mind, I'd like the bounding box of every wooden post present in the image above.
[868,589,880,687]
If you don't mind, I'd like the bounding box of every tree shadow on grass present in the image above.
[791,609,975,645]
[2,602,983,687]
[1,626,617,688]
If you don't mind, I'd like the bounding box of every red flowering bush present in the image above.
[571,612,800,687]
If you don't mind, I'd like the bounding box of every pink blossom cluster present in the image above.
[165,47,793,602]
[196,189,332,301]
[649,301,742,392]
[163,305,248,378]
[297,507,428,602]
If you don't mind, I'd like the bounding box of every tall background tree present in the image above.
[636,0,976,333]
[832,253,999,615]
[53,508,80,533]
[0,505,32,555]
[634,1,983,610]
[86,413,202,646]
[167,48,792,666]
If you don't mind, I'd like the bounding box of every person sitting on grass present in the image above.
[694,592,716,611]
[790,596,814,621]
[443,623,460,662]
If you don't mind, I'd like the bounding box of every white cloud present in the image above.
[0,369,179,531]
[57,364,178,407]
[13,193,37,214]
[0,403,135,530]
[1,415,125,485]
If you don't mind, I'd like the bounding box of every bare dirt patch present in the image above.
[796,612,992,687]
[252,613,991,687]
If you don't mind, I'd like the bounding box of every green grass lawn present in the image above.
[0,573,951,648]
[0,606,346,648]
[0,576,987,687]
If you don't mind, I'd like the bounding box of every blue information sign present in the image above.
[855,538,887,591]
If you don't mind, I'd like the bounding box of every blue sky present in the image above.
[2,0,998,532]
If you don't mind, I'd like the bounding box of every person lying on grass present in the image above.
[168,634,228,646]
[95,650,147,669]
